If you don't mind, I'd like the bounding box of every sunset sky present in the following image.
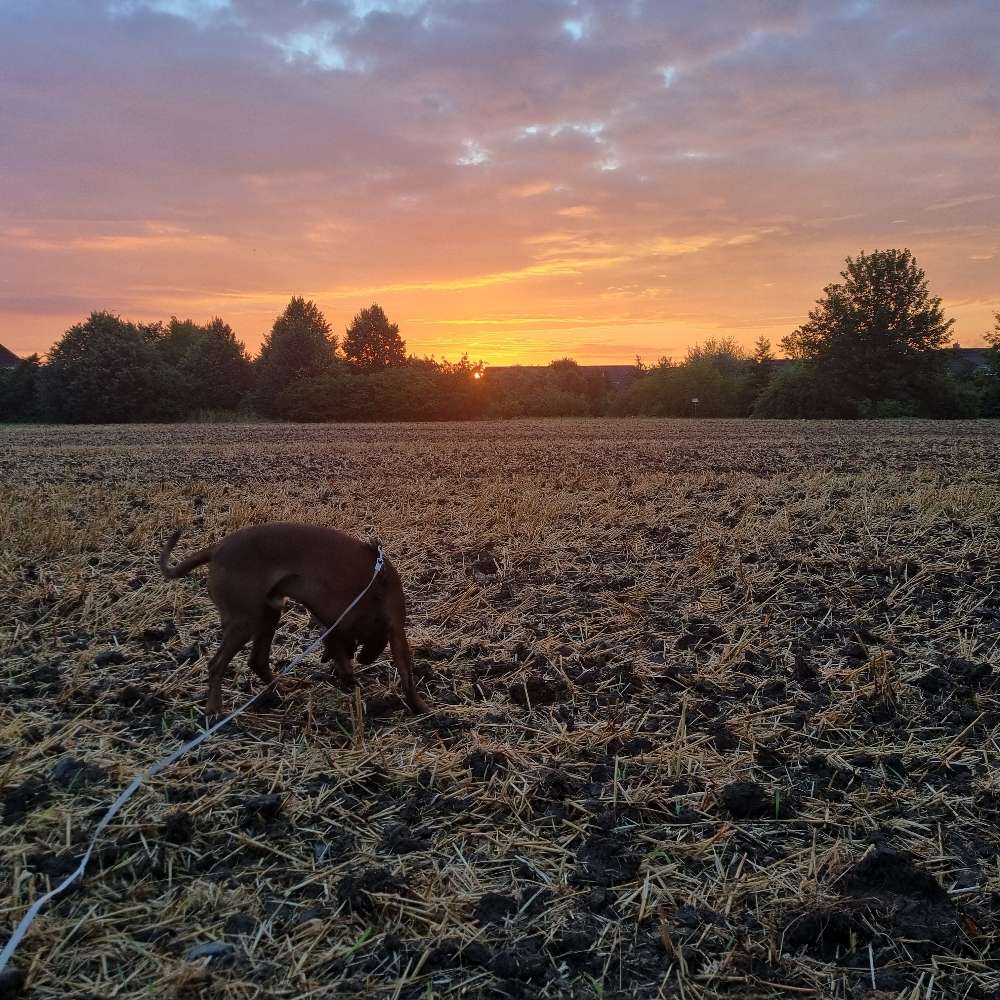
[1,1,997,365]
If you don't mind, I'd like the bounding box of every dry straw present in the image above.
[1,418,998,998]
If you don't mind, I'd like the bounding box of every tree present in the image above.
[752,364,860,418]
[685,336,748,369]
[434,354,488,419]
[342,303,406,370]
[42,311,179,422]
[253,297,337,417]
[158,317,204,369]
[751,336,774,366]
[974,311,1000,417]
[278,352,488,422]
[0,354,44,422]
[781,249,954,410]
[985,311,1000,364]
[680,338,752,416]
[169,317,253,414]
[747,335,775,409]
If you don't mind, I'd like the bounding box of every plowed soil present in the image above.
[1,419,998,999]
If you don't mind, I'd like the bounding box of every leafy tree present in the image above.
[970,311,1000,416]
[547,357,609,413]
[616,338,752,417]
[781,249,954,410]
[342,303,406,370]
[548,358,587,396]
[752,364,859,418]
[433,354,488,419]
[0,354,44,422]
[165,317,253,414]
[158,317,204,369]
[986,311,1000,367]
[747,336,775,409]
[253,297,337,417]
[685,336,748,369]
[751,336,774,366]
[42,312,179,422]
[280,353,487,422]
[484,360,595,418]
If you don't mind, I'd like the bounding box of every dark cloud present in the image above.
[0,0,996,360]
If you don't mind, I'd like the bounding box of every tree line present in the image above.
[1,249,998,423]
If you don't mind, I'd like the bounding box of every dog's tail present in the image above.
[160,529,215,580]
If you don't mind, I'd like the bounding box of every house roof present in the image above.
[0,343,20,368]
[946,346,993,373]
[487,364,639,387]
[485,347,995,385]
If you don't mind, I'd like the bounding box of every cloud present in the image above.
[7,223,227,253]
[0,0,997,361]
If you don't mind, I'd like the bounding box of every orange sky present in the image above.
[1,1,997,365]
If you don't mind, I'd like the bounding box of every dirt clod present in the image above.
[0,969,26,999]
[241,794,283,822]
[782,907,868,960]
[50,757,107,789]
[510,676,568,706]
[161,809,194,844]
[839,848,961,950]
[1,779,50,824]
[474,891,518,925]
[223,912,257,936]
[719,781,772,819]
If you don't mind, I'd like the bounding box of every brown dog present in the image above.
[159,522,429,716]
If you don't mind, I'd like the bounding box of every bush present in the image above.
[857,398,920,419]
[484,365,593,418]
[977,377,1000,418]
[42,312,180,423]
[0,355,44,422]
[752,365,861,418]
[279,356,488,422]
[612,339,759,417]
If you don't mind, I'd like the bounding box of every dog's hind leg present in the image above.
[204,619,256,716]
[248,606,281,686]
[388,624,429,714]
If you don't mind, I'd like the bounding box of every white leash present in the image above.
[0,543,386,975]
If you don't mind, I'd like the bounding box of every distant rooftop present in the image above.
[486,348,994,383]
[487,364,638,387]
[0,343,20,368]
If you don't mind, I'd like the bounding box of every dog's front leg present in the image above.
[324,637,357,691]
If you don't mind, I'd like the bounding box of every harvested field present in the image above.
[1,418,999,999]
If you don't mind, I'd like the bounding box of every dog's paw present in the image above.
[332,671,357,693]
[408,693,432,714]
